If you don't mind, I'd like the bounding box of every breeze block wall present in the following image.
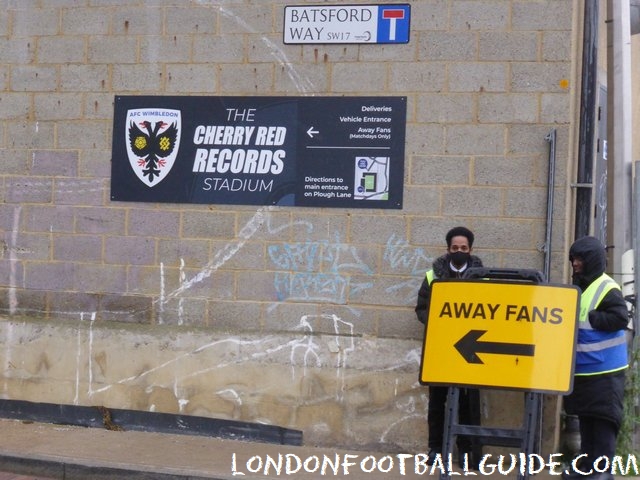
[0,0,576,453]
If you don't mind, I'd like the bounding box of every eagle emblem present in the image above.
[125,109,181,187]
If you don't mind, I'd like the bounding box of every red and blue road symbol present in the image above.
[377,5,410,43]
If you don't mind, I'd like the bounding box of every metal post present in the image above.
[607,0,633,282]
[544,129,557,282]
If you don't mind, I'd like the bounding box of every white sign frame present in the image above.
[283,4,410,44]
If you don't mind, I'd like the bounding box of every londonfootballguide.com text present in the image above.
[230,452,639,476]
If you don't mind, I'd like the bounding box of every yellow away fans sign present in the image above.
[420,280,580,394]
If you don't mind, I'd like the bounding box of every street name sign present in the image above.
[284,4,411,44]
[420,280,580,394]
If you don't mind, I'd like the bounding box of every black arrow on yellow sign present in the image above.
[454,330,536,364]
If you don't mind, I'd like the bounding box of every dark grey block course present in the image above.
[99,294,153,324]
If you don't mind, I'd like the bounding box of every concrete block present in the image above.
[451,0,510,30]
[182,211,236,239]
[508,124,558,155]
[378,308,424,340]
[511,62,571,92]
[112,7,163,35]
[9,289,48,317]
[127,265,172,296]
[541,93,571,124]
[219,64,273,93]
[140,35,193,64]
[165,6,219,35]
[475,156,536,186]
[0,149,29,174]
[450,63,507,92]
[504,187,548,218]
[99,294,153,323]
[248,34,289,63]
[479,93,539,123]
[349,274,415,307]
[62,7,110,35]
[419,32,476,61]
[13,8,59,36]
[55,179,106,207]
[47,291,101,319]
[81,96,114,121]
[289,213,349,243]
[24,262,75,291]
[60,65,110,92]
[0,38,34,64]
[273,62,329,94]
[57,120,110,150]
[5,176,53,204]
[302,44,359,63]
[76,207,126,235]
[400,185,441,216]
[0,66,6,92]
[513,0,573,31]
[411,155,471,185]
[166,65,218,93]
[0,93,30,120]
[31,150,78,177]
[179,268,234,301]
[6,232,50,261]
[193,35,243,63]
[128,209,181,238]
[472,218,537,250]
[0,203,23,231]
[208,300,264,331]
[218,4,273,34]
[479,32,538,61]
[157,238,211,268]
[105,236,155,265]
[360,43,416,62]
[11,66,57,92]
[543,31,572,62]
[156,297,208,327]
[73,265,127,295]
[332,63,387,93]
[89,37,138,64]
[405,123,445,156]
[113,64,163,92]
[445,125,504,155]
[409,217,468,249]
[411,0,448,30]
[418,94,475,123]
[37,36,86,64]
[443,186,502,217]
[350,215,406,247]
[54,234,102,262]
[391,63,446,94]
[0,10,7,36]
[213,240,265,270]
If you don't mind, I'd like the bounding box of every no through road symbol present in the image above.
[419,280,580,393]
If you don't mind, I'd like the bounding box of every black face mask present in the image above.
[450,251,470,267]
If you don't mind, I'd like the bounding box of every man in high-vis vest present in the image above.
[563,236,629,480]
[415,226,484,468]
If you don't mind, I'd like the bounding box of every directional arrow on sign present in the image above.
[306,126,319,138]
[454,330,535,365]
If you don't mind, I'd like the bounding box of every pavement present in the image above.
[0,418,638,479]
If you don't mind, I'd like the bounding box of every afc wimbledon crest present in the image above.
[125,108,181,187]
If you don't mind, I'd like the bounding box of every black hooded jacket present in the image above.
[564,236,629,429]
[414,254,483,325]
[568,236,628,332]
